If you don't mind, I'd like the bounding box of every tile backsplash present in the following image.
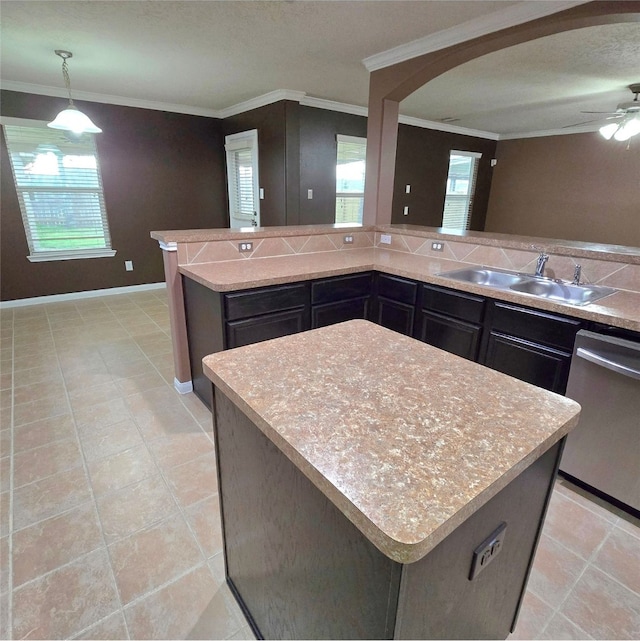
[175,229,638,295]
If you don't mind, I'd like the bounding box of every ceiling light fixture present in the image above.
[47,50,102,135]
[599,84,640,142]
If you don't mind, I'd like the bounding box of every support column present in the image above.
[159,242,193,394]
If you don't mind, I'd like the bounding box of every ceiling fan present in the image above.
[568,83,640,141]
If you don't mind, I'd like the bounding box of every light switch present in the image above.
[403,206,409,216]
[259,188,265,199]
[405,185,411,194]
[307,189,313,199]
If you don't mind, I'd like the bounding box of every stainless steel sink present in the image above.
[437,266,617,306]
[509,279,617,306]
[436,267,528,288]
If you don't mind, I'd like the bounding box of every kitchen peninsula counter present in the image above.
[204,320,581,639]
[181,247,640,332]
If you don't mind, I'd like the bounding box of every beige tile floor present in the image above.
[0,288,638,640]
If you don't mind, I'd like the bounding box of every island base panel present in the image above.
[215,389,402,640]
[213,387,561,639]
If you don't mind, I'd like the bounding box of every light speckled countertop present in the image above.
[180,248,640,332]
[203,320,581,564]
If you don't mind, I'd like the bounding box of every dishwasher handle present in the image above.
[576,347,640,381]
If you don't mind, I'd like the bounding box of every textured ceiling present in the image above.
[1,1,639,136]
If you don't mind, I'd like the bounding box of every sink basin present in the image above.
[437,266,617,306]
[436,267,527,288]
[509,279,617,306]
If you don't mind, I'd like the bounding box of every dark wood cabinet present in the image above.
[227,308,309,349]
[184,269,588,407]
[480,302,584,394]
[373,274,418,336]
[414,284,486,361]
[310,273,372,329]
[224,283,310,350]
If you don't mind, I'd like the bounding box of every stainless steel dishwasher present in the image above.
[560,329,640,513]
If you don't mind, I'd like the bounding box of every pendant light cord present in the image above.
[61,57,75,107]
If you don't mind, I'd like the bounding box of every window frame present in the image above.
[335,134,367,225]
[442,149,482,231]
[2,117,116,263]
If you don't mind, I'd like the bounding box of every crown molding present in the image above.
[498,124,600,140]
[217,89,306,119]
[0,80,222,118]
[362,1,588,72]
[5,80,581,141]
[300,96,368,117]
[398,114,499,140]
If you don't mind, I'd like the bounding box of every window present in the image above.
[225,129,259,228]
[335,134,366,224]
[2,121,115,262]
[442,150,481,230]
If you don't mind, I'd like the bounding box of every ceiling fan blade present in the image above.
[562,115,622,128]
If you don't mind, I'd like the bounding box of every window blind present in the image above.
[225,130,258,224]
[3,124,113,260]
[335,134,366,224]
[442,151,481,230]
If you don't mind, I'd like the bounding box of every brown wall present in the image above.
[392,125,497,229]
[298,106,368,225]
[1,90,227,301]
[222,101,293,227]
[485,133,640,246]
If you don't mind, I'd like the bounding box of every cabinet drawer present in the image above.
[311,273,372,305]
[490,302,582,352]
[312,297,369,329]
[225,283,309,321]
[226,308,308,349]
[420,284,485,324]
[377,274,418,305]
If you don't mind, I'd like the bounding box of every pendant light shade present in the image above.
[48,106,102,134]
[47,50,102,135]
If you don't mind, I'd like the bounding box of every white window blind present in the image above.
[335,134,366,224]
[225,130,259,227]
[3,122,115,262]
[442,150,481,230]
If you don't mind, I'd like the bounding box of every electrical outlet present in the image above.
[431,242,444,252]
[238,242,253,252]
[307,189,313,199]
[469,523,507,580]
[343,235,354,244]
[380,234,392,245]
[405,184,411,194]
[125,260,133,271]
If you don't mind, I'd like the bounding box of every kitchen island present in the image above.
[203,320,581,639]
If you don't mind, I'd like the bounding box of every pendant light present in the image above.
[47,50,102,135]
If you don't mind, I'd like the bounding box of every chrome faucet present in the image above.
[535,252,549,278]
[572,264,582,285]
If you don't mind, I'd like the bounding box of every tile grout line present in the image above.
[535,525,616,638]
[7,308,14,640]
[47,304,133,641]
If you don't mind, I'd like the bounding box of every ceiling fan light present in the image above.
[599,122,619,140]
[48,106,102,135]
[616,116,640,141]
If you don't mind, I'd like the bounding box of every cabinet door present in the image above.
[312,297,369,329]
[484,332,571,394]
[226,308,308,349]
[376,297,415,336]
[414,309,482,361]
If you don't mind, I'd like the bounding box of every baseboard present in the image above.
[174,378,193,394]
[0,282,166,309]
